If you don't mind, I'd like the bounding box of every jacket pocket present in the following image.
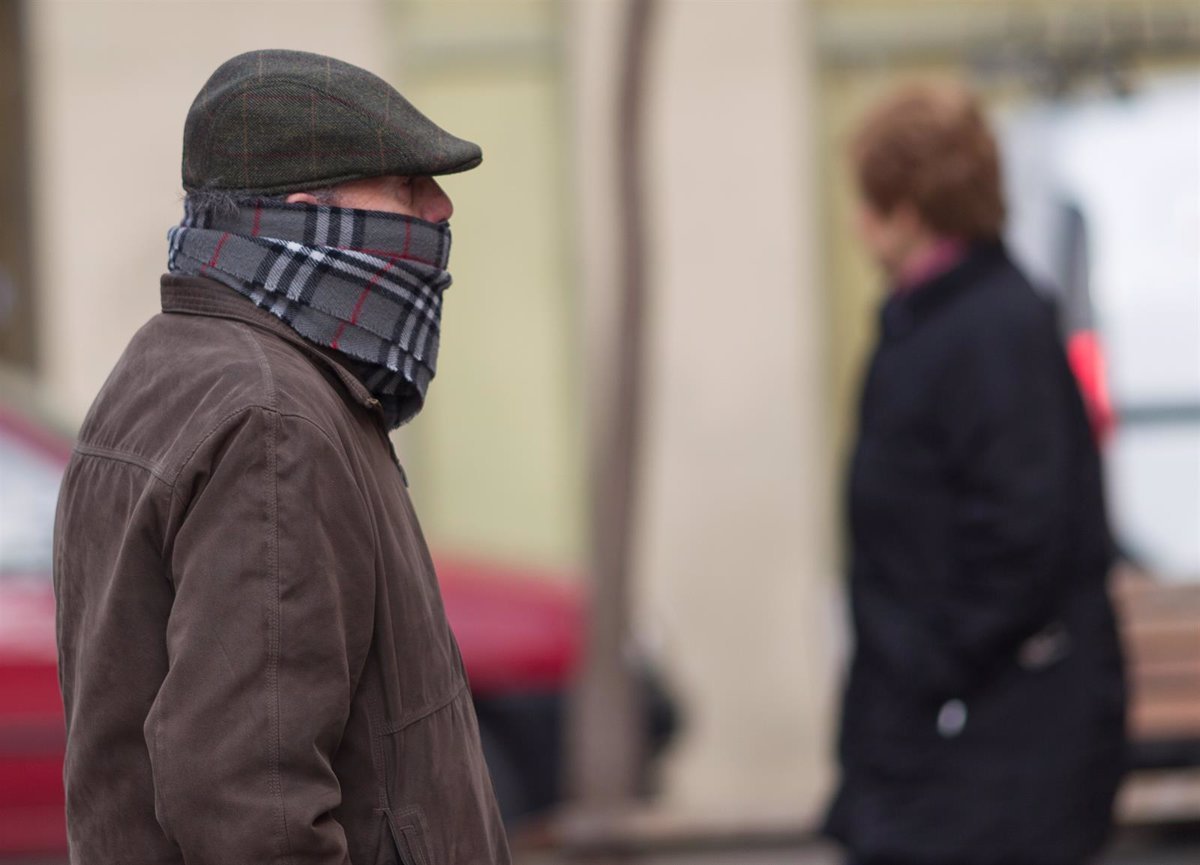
[382,806,432,865]
[378,682,508,863]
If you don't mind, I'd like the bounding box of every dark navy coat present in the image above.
[824,244,1127,865]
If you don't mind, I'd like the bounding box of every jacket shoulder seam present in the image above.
[277,412,378,527]
[167,403,270,487]
[277,412,345,452]
[160,400,298,860]
[73,442,173,485]
[263,397,292,860]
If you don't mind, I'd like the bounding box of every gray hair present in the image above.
[182,185,341,217]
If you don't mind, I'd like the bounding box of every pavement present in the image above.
[519,824,1200,865]
[519,769,1200,865]
[11,825,1200,865]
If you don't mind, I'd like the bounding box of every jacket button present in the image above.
[937,699,967,738]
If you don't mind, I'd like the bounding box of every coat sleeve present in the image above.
[936,302,1077,690]
[144,407,376,865]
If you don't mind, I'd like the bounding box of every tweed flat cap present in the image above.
[183,49,482,195]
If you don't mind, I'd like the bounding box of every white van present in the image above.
[1000,74,1200,584]
[999,75,1200,768]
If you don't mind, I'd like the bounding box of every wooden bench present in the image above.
[1112,570,1200,766]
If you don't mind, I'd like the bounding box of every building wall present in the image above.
[397,0,840,814]
[570,0,839,816]
[23,0,1200,831]
[814,0,1200,494]
[640,0,836,816]
[24,0,584,574]
[27,0,391,421]
[27,0,841,819]
[392,0,585,574]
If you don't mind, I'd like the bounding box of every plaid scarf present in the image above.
[167,198,452,428]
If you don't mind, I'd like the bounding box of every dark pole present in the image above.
[0,0,36,370]
[569,0,657,812]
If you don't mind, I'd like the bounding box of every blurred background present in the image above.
[0,0,1198,862]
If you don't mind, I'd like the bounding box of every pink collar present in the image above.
[894,238,968,296]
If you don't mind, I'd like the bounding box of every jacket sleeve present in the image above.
[145,407,376,864]
[935,304,1077,690]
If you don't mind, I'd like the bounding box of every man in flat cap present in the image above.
[53,50,509,864]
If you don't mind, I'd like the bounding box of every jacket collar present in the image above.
[880,241,1010,339]
[159,274,383,417]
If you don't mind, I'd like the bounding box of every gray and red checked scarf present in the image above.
[167,197,452,428]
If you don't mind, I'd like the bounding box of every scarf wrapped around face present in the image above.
[167,197,452,428]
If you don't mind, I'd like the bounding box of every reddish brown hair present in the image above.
[852,82,1006,240]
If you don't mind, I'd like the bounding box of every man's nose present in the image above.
[419,178,454,223]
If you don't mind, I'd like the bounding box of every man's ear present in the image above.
[285,191,322,206]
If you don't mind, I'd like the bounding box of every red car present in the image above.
[0,395,676,858]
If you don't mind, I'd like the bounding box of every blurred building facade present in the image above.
[3,0,1197,828]
[6,0,836,819]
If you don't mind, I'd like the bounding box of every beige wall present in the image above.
[393,0,585,573]
[570,0,839,817]
[815,0,1200,471]
[30,0,841,821]
[641,0,836,817]
[28,0,390,420]
[25,0,1200,831]
[27,0,585,573]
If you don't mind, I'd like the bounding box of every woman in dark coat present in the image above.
[823,83,1127,865]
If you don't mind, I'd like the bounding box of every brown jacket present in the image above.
[53,276,510,865]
